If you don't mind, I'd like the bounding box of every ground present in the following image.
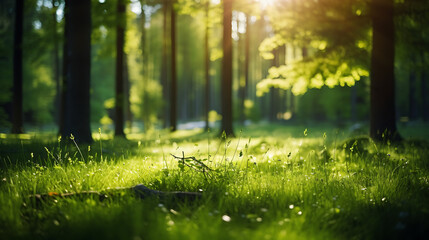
[0,123,428,239]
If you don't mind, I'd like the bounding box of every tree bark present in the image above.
[115,0,126,138]
[170,0,177,132]
[204,1,211,131]
[12,0,24,134]
[124,54,132,131]
[161,0,169,128]
[52,0,61,128]
[370,0,400,141]
[220,0,234,136]
[62,0,92,143]
[239,14,250,125]
[140,2,150,131]
[59,0,69,136]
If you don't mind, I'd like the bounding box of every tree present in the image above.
[170,0,177,132]
[51,0,61,127]
[220,0,234,136]
[12,0,24,134]
[161,0,170,128]
[257,0,404,141]
[59,0,69,136]
[175,0,219,130]
[139,0,150,131]
[115,0,126,137]
[239,14,250,125]
[204,0,211,130]
[369,0,399,140]
[62,0,92,143]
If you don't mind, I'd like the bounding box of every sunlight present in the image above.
[130,1,141,15]
[256,0,277,9]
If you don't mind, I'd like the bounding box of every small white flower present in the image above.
[222,215,231,222]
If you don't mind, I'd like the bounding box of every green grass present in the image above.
[1,124,428,239]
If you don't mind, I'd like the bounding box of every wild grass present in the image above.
[0,124,428,239]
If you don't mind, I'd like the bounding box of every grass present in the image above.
[0,123,428,239]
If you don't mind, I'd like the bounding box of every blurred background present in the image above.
[0,0,427,137]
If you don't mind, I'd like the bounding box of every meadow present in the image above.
[0,123,428,240]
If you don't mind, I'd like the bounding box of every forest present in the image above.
[0,0,428,239]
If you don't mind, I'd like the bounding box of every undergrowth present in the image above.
[0,125,428,239]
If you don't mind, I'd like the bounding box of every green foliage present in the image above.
[208,110,222,123]
[257,0,371,96]
[131,78,163,128]
[23,64,56,124]
[257,58,369,96]
[243,99,261,123]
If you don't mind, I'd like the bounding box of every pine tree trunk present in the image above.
[124,54,132,131]
[204,1,210,130]
[63,0,92,143]
[115,0,126,137]
[12,0,24,134]
[161,0,169,128]
[59,0,69,136]
[140,2,150,131]
[170,0,177,132]
[370,0,400,141]
[220,0,234,136]
[239,14,250,125]
[52,0,61,128]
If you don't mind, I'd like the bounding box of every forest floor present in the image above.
[0,123,428,239]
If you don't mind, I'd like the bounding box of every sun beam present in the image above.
[257,0,277,9]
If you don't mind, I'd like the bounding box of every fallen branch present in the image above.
[28,184,202,206]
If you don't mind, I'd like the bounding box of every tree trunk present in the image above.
[62,0,92,143]
[140,2,150,131]
[161,0,169,128]
[52,0,61,128]
[204,1,210,130]
[115,0,126,138]
[12,0,24,134]
[220,0,234,136]
[59,0,69,136]
[370,0,400,141]
[170,0,177,132]
[124,54,132,131]
[239,14,250,125]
